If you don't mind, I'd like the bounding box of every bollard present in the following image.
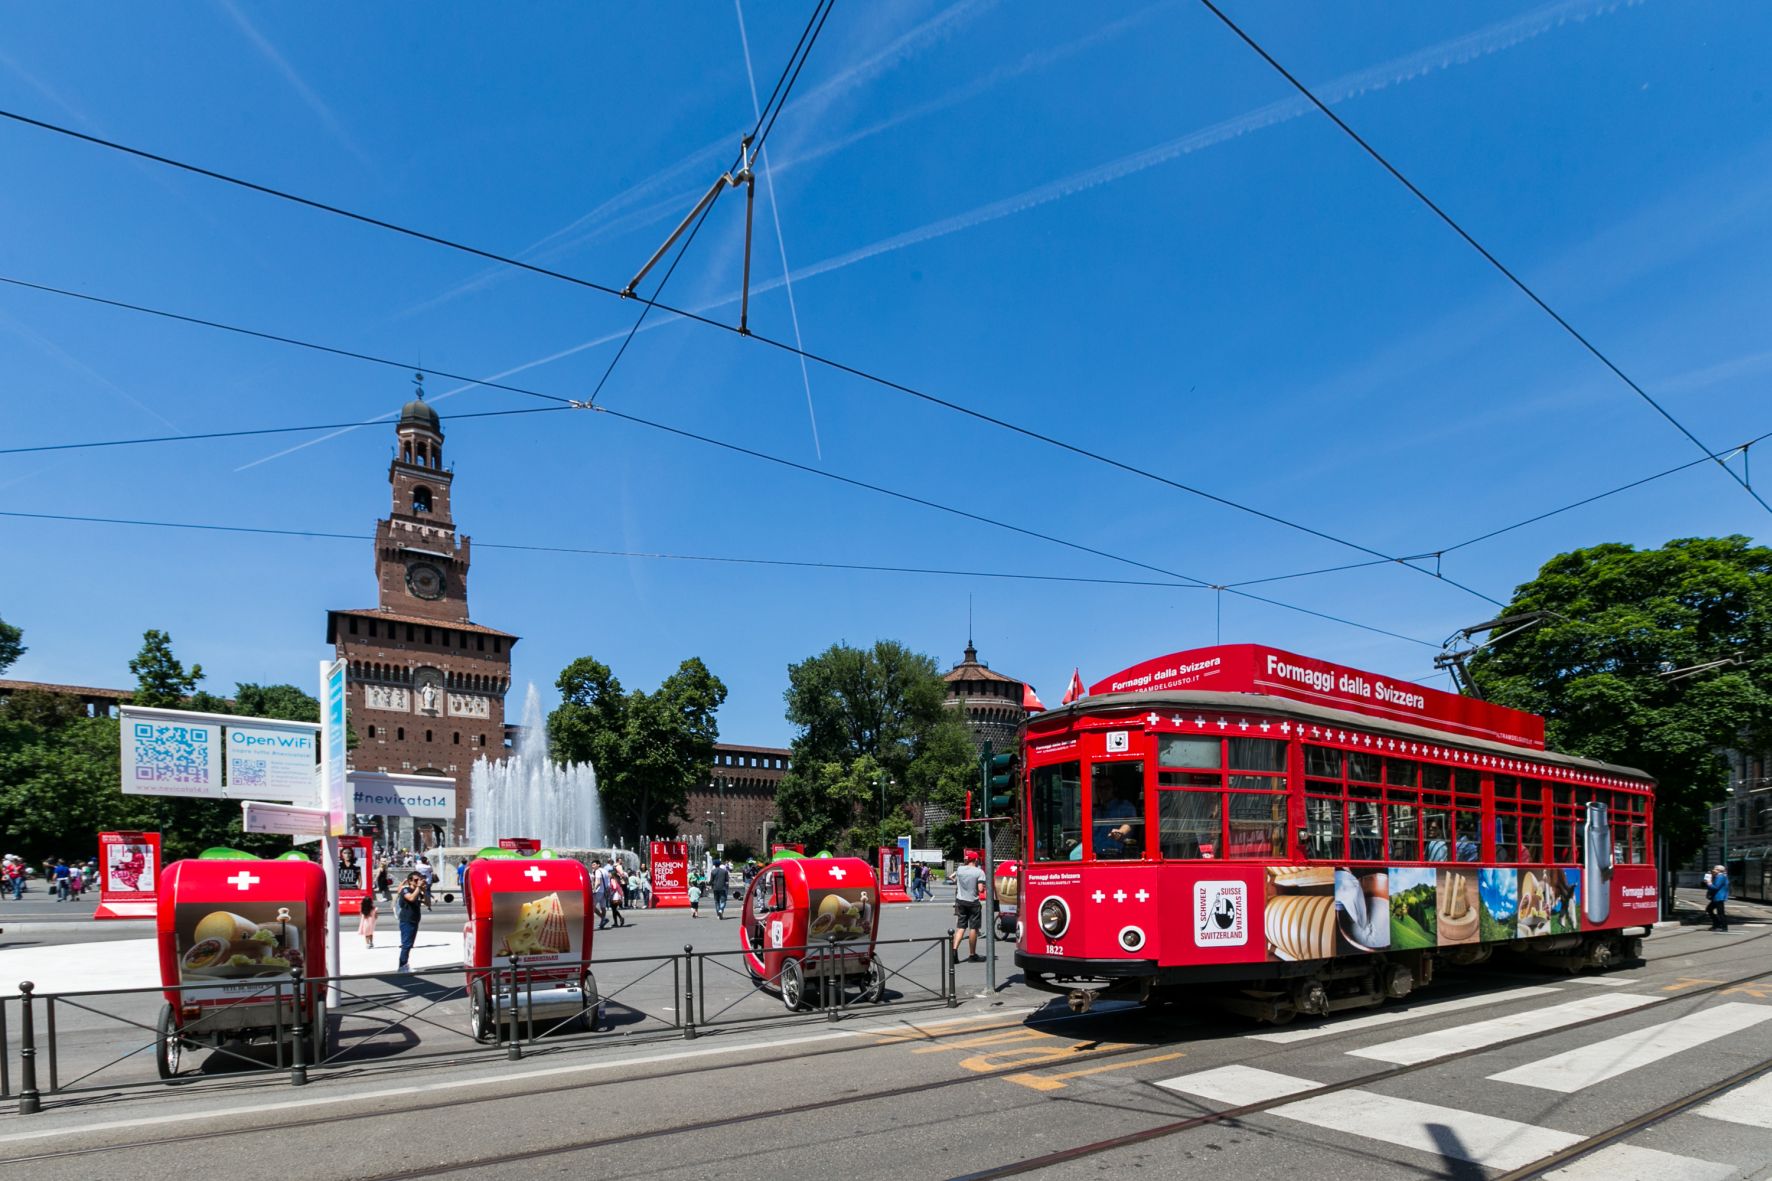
[288,970,309,1086]
[945,930,957,1007]
[18,981,40,1114]
[505,965,523,1061]
[682,945,697,1040]
[825,945,840,1023]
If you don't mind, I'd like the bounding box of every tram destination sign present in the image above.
[1090,644,1546,750]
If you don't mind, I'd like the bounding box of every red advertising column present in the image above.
[878,846,911,903]
[498,838,542,855]
[770,844,806,858]
[95,831,162,919]
[650,840,690,908]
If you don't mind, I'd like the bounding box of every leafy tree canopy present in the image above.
[775,641,976,856]
[1467,536,1772,857]
[129,629,203,708]
[0,615,24,675]
[548,655,727,846]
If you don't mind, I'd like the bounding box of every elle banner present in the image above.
[95,830,161,920]
[1091,644,1546,750]
[650,840,689,908]
[336,834,374,915]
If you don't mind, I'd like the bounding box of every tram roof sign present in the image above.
[1089,644,1546,750]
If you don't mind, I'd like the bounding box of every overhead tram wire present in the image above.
[589,0,836,406]
[0,110,1508,608]
[0,405,572,456]
[0,509,1200,590]
[1195,0,1772,518]
[1215,427,1772,591]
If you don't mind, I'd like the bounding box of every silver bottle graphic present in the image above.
[1583,800,1612,925]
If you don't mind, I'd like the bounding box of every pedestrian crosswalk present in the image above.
[1488,1002,1772,1092]
[1156,986,1772,1179]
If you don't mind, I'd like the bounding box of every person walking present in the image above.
[687,872,703,918]
[637,869,652,910]
[950,851,986,963]
[591,859,611,930]
[53,859,71,901]
[1705,864,1731,931]
[709,857,731,920]
[359,889,379,949]
[609,863,627,928]
[376,858,393,902]
[396,871,426,972]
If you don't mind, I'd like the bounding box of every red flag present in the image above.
[1061,667,1085,705]
[1022,683,1046,712]
[964,791,973,821]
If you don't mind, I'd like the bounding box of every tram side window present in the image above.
[1422,809,1452,861]
[1092,760,1146,859]
[1454,769,1481,861]
[1031,761,1083,861]
[1157,787,1221,859]
[1551,785,1577,862]
[1518,779,1544,861]
[1226,788,1287,858]
[1347,784,1383,861]
[1387,791,1419,860]
[1305,791,1343,860]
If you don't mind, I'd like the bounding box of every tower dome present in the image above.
[399,394,440,434]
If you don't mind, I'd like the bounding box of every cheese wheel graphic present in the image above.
[1266,894,1336,960]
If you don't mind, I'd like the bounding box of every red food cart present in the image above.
[739,855,884,1010]
[155,857,327,1078]
[462,856,598,1041]
[994,858,1022,941]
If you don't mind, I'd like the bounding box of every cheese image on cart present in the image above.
[498,892,572,957]
[463,857,598,1042]
[740,855,886,1010]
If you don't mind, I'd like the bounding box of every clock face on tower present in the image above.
[406,561,446,600]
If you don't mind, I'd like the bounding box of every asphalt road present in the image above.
[3,896,1769,1178]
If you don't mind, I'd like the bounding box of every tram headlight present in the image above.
[1038,896,1069,939]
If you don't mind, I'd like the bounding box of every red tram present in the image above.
[1015,644,1658,1022]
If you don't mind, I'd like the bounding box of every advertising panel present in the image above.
[878,847,911,903]
[806,886,875,950]
[321,659,348,837]
[498,838,542,854]
[337,835,373,915]
[650,840,690,908]
[121,710,223,798]
[349,773,456,819]
[489,888,585,966]
[95,831,161,919]
[173,900,307,1002]
[1090,644,1546,750]
[226,722,319,805]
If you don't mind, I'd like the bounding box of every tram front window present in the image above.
[1092,761,1146,859]
[1031,761,1082,861]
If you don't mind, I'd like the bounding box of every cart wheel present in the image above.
[780,959,805,1011]
[859,959,885,1004]
[469,980,494,1044]
[155,1004,183,1079]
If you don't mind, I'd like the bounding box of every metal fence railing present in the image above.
[2,934,956,1115]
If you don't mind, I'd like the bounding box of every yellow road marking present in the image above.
[913,1028,1054,1053]
[1720,984,1770,999]
[1003,1050,1186,1092]
[1662,977,1725,992]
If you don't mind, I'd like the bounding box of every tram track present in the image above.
[13,930,1768,1174]
[942,962,1772,1180]
[0,1002,1194,1165]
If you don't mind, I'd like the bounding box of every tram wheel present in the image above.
[780,960,806,1011]
[155,1004,183,1079]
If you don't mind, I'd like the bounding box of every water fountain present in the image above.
[466,685,604,850]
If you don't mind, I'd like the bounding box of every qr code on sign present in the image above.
[230,758,267,788]
[132,723,212,783]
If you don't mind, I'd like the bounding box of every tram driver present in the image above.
[1093,789,1142,858]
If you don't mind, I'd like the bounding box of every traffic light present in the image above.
[983,741,1017,815]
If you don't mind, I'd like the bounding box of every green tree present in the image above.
[1467,537,1772,858]
[128,630,203,707]
[775,641,976,856]
[0,615,24,675]
[548,655,727,846]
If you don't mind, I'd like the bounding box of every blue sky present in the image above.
[1,1,1767,748]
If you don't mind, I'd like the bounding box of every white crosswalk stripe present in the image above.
[1248,986,1561,1044]
[1348,992,1657,1065]
[1563,976,1634,987]
[1489,1002,1772,1092]
[1157,1065,1584,1171]
[1540,1143,1735,1181]
[1693,1069,1772,1129]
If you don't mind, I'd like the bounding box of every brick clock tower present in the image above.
[325,386,518,848]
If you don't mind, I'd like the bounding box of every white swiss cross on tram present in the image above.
[226,871,260,891]
[523,866,547,882]
[1091,890,1106,903]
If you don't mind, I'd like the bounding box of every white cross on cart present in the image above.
[1135,889,1150,902]
[829,866,846,880]
[226,871,259,891]
[523,866,547,882]
[1113,890,1127,902]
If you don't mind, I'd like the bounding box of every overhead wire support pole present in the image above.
[738,136,756,335]
[622,173,731,299]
